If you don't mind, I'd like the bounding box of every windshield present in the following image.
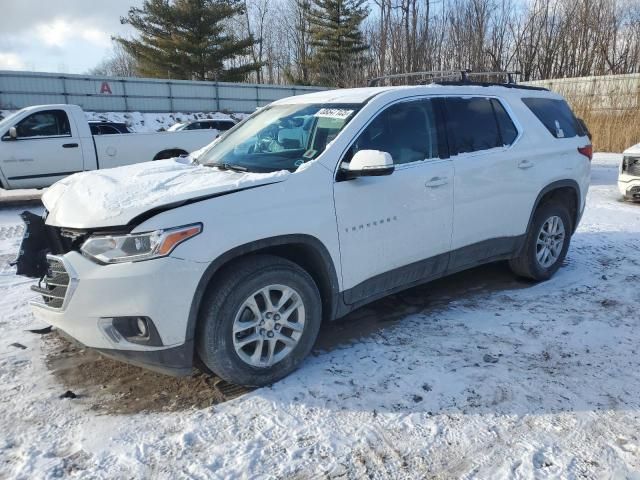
[198,103,360,172]
[0,108,27,134]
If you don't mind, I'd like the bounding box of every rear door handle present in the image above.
[62,143,78,148]
[518,159,534,169]
[425,176,449,188]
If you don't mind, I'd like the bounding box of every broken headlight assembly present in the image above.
[80,224,202,264]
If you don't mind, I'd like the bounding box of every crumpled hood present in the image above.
[42,159,290,228]
[623,142,640,156]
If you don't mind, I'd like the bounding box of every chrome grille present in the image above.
[31,257,70,309]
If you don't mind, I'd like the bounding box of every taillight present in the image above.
[578,144,593,161]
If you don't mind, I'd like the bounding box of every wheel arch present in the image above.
[153,148,189,161]
[528,180,581,235]
[185,234,341,349]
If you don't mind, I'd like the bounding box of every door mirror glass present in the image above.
[341,150,394,180]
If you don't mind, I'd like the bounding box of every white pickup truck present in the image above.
[0,104,219,190]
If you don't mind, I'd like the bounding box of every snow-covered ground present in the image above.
[0,110,248,133]
[2,154,640,478]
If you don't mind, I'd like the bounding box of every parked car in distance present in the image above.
[619,142,640,201]
[18,76,591,387]
[0,104,220,189]
[167,119,236,132]
[88,121,132,135]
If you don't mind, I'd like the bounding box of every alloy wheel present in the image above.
[232,284,306,367]
[535,215,566,268]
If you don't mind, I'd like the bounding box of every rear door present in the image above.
[333,98,454,304]
[0,109,84,189]
[443,96,527,270]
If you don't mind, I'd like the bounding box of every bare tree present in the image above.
[88,43,139,77]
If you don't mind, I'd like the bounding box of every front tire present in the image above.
[196,255,322,387]
[509,202,572,281]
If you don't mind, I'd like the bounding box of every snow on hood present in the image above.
[42,159,290,228]
[623,142,640,156]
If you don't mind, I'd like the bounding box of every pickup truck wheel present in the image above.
[509,202,572,281]
[196,255,322,387]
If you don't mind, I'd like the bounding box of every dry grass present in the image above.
[571,103,640,153]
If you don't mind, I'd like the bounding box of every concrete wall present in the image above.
[524,73,640,110]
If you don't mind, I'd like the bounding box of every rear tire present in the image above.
[196,255,322,387]
[509,202,572,281]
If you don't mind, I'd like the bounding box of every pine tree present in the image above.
[116,0,261,81]
[306,0,369,87]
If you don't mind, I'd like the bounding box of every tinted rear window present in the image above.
[444,97,501,154]
[522,98,584,139]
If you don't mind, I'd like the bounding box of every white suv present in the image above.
[619,142,640,201]
[17,80,592,387]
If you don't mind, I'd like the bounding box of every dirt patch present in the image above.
[44,333,252,414]
[316,261,527,350]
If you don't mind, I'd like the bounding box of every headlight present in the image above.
[81,224,202,264]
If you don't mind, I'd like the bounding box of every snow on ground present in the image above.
[1,154,640,478]
[0,110,249,133]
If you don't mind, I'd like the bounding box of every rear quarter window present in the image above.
[491,99,518,145]
[522,98,585,139]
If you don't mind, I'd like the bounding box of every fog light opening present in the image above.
[136,317,149,338]
[108,316,163,346]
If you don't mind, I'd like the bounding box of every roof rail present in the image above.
[368,69,522,87]
[368,70,462,87]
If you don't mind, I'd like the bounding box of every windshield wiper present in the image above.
[216,163,249,172]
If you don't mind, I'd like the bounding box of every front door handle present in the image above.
[518,159,534,169]
[425,176,449,188]
[62,143,79,148]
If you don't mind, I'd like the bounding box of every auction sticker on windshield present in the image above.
[315,108,354,119]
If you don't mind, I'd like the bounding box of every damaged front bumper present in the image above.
[17,213,206,376]
[618,179,640,201]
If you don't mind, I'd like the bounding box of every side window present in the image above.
[185,122,200,130]
[444,97,501,154]
[347,99,440,165]
[89,124,100,135]
[100,125,120,135]
[491,99,518,145]
[522,98,583,138]
[16,110,71,138]
[217,121,233,131]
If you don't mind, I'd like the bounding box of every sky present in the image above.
[0,0,144,74]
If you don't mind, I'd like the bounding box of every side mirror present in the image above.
[340,150,394,180]
[8,127,17,140]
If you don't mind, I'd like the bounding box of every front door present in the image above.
[333,98,454,304]
[1,109,84,189]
